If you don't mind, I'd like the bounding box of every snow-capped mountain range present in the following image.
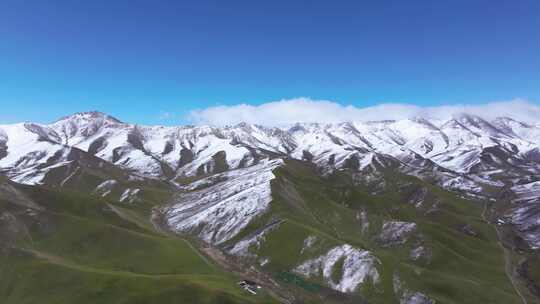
[1,111,539,192]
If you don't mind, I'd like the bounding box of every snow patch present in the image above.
[393,273,435,304]
[228,219,282,257]
[93,179,118,197]
[509,202,540,249]
[259,257,270,266]
[356,209,370,235]
[511,181,540,204]
[164,159,282,244]
[410,243,431,262]
[300,235,318,254]
[294,244,380,293]
[378,221,417,247]
[119,188,140,203]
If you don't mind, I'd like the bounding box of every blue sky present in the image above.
[0,0,539,125]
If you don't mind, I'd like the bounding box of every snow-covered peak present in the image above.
[51,111,124,145]
[55,111,123,125]
[0,123,70,184]
[491,116,540,145]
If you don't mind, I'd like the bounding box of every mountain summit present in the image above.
[55,111,123,124]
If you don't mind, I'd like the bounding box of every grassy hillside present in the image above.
[0,252,266,304]
[0,181,277,304]
[222,160,525,303]
[1,156,536,304]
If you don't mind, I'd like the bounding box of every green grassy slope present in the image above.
[0,181,277,304]
[0,251,266,304]
[226,160,523,304]
[1,155,535,304]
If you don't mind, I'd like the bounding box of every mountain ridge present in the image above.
[1,111,539,185]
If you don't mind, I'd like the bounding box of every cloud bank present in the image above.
[188,97,540,126]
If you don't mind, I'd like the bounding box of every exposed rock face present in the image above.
[407,187,428,208]
[0,129,7,160]
[459,224,479,237]
[378,221,417,247]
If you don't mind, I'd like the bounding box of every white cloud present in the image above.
[188,97,540,126]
